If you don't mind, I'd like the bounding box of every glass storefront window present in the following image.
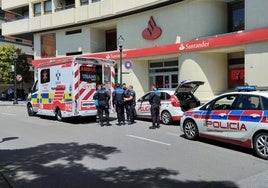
[149,59,178,89]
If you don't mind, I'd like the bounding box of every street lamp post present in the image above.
[13,52,18,104]
[118,35,124,85]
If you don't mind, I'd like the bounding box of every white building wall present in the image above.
[245,0,268,30]
[245,41,268,86]
[120,0,227,50]
[121,59,149,99]
[179,52,228,101]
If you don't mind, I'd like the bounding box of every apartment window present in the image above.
[92,0,101,2]
[66,29,82,35]
[41,34,56,58]
[81,0,89,5]
[44,1,52,14]
[228,0,244,32]
[34,3,41,16]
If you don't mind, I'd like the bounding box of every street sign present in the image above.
[16,74,23,82]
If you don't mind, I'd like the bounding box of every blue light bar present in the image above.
[235,85,256,91]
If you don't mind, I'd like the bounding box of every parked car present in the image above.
[180,86,268,160]
[135,80,204,124]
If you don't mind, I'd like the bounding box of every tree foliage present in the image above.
[0,45,30,84]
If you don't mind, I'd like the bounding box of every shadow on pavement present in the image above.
[0,142,239,188]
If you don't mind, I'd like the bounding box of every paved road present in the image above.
[0,104,268,188]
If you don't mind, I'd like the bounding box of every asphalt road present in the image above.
[0,104,268,188]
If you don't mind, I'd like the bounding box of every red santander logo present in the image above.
[142,16,162,40]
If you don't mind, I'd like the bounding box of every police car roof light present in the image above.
[235,85,256,92]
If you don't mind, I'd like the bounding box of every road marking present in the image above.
[167,132,181,137]
[2,112,16,116]
[126,134,171,146]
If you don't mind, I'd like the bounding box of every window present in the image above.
[44,1,52,14]
[211,94,237,110]
[228,0,244,32]
[237,95,261,110]
[261,97,268,110]
[92,0,101,2]
[149,59,178,89]
[81,0,89,5]
[80,65,102,83]
[66,29,82,35]
[41,33,56,58]
[41,69,50,84]
[34,3,41,16]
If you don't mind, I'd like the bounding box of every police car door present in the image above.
[204,94,239,138]
[226,94,262,141]
[136,92,151,118]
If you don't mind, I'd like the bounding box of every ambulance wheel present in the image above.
[27,104,36,116]
[55,109,63,121]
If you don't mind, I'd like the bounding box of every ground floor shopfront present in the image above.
[83,27,268,101]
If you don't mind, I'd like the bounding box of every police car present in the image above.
[135,81,204,124]
[180,85,268,160]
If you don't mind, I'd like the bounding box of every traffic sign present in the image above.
[16,74,23,82]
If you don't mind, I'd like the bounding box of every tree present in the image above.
[0,45,30,84]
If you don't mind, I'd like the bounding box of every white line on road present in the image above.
[126,134,171,146]
[1,113,16,116]
[167,132,181,137]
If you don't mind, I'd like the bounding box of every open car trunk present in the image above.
[174,80,204,111]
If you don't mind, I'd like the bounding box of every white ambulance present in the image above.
[26,56,115,121]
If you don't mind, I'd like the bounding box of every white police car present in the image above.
[180,85,268,160]
[135,81,204,124]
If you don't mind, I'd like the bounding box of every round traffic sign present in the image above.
[124,60,133,70]
[16,74,23,82]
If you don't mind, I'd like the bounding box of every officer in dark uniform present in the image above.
[112,83,125,125]
[148,84,161,129]
[124,85,136,125]
[122,83,130,121]
[93,84,110,126]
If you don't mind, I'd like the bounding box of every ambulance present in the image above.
[26,55,115,121]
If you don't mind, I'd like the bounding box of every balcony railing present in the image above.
[55,4,75,12]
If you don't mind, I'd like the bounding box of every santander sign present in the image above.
[142,16,162,40]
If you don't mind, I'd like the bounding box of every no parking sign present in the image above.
[16,74,23,82]
[124,60,133,70]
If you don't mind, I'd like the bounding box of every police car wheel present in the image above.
[183,119,199,140]
[161,111,172,125]
[56,109,62,121]
[27,104,35,116]
[253,132,268,160]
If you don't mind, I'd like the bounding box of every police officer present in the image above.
[122,83,130,121]
[112,83,125,125]
[93,84,110,126]
[148,84,161,129]
[124,85,136,125]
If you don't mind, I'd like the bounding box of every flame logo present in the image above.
[142,16,162,40]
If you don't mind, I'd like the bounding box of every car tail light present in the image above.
[170,95,180,107]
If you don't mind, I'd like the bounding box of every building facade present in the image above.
[2,0,268,100]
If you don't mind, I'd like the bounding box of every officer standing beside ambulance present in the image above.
[93,84,111,126]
